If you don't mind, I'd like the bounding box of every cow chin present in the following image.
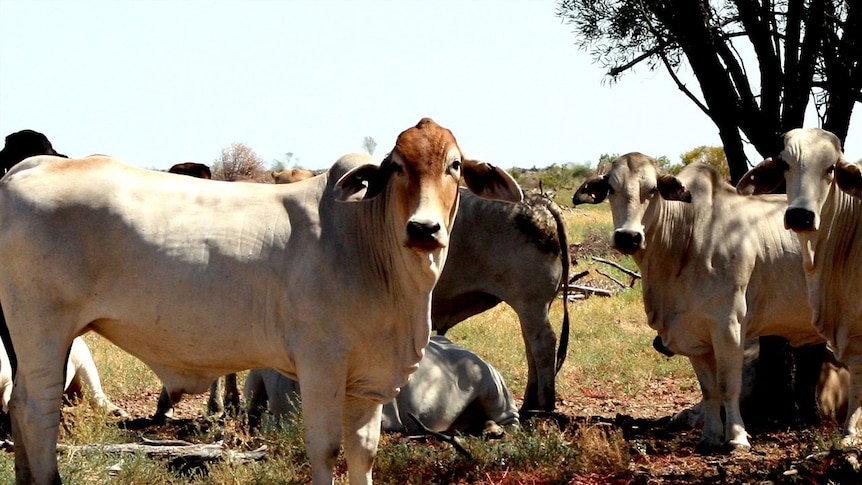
[614,245,639,256]
[405,238,446,253]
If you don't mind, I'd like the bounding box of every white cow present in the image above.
[573,156,823,451]
[245,335,520,436]
[737,127,862,446]
[1,337,127,417]
[0,118,523,485]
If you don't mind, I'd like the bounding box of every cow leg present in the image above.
[299,365,346,485]
[224,373,240,412]
[243,371,268,431]
[516,304,557,412]
[688,354,723,450]
[9,346,67,484]
[207,376,225,415]
[206,373,239,416]
[840,362,862,448]
[713,328,749,451]
[154,386,176,420]
[342,396,382,485]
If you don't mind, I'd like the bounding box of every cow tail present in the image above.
[547,199,570,375]
[0,302,15,380]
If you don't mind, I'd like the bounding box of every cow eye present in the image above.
[450,159,462,172]
[826,164,835,175]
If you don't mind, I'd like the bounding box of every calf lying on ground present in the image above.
[245,336,519,436]
[1,337,127,417]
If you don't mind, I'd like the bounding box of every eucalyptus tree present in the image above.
[557,0,861,182]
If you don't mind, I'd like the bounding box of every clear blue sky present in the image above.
[1,0,858,171]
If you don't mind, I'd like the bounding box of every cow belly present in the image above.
[90,316,289,385]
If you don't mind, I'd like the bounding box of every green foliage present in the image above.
[556,0,859,183]
[680,145,729,179]
[509,162,594,207]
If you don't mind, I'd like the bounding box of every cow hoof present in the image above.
[725,440,751,453]
[668,407,702,430]
[108,407,131,419]
[839,435,861,449]
[482,421,505,440]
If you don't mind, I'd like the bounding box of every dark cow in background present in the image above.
[0,129,67,173]
[434,188,570,412]
[169,162,212,179]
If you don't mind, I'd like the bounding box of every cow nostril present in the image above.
[613,231,642,254]
[406,220,441,241]
[785,208,816,231]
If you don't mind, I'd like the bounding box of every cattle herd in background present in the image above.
[573,153,826,451]
[0,125,859,484]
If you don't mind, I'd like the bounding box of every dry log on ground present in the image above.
[592,257,641,287]
[57,438,267,465]
[567,284,613,297]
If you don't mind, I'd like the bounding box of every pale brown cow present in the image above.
[272,167,316,184]
[0,118,522,484]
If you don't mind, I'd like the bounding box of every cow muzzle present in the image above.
[613,230,643,255]
[784,207,817,232]
[405,219,445,251]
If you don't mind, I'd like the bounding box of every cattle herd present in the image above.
[0,124,858,484]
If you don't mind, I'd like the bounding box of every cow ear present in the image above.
[657,174,691,202]
[335,163,390,201]
[736,157,787,195]
[836,159,862,199]
[572,175,610,205]
[461,159,523,203]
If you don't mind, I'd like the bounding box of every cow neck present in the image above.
[638,196,695,280]
[801,183,862,356]
[350,187,441,386]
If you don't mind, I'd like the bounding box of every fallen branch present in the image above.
[569,270,590,284]
[57,439,266,464]
[567,284,612,297]
[592,257,641,287]
[596,269,628,289]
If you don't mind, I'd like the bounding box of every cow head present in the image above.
[168,162,213,179]
[0,129,67,173]
[336,118,522,254]
[572,152,691,254]
[736,128,847,232]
